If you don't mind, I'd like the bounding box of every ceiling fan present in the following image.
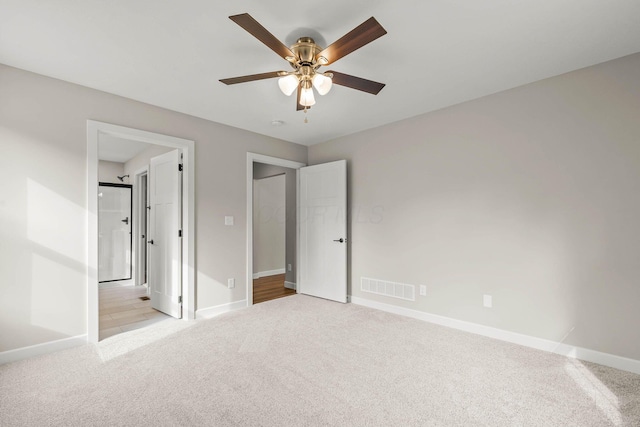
[220,13,387,111]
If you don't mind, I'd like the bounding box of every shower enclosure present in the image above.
[98,183,133,283]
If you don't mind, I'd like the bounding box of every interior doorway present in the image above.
[98,182,133,283]
[253,172,292,304]
[246,154,348,306]
[95,141,182,339]
[87,121,195,343]
[247,153,305,306]
[253,173,286,278]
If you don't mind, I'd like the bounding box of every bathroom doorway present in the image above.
[98,183,133,283]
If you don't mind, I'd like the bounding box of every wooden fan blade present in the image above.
[229,13,294,60]
[327,71,385,95]
[316,17,387,65]
[219,71,283,85]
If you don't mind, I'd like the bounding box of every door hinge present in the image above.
[178,295,182,304]
[178,229,182,237]
[178,163,183,172]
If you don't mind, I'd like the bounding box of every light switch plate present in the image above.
[224,216,234,226]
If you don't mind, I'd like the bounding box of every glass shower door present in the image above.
[98,183,132,282]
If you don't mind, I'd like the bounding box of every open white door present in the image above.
[149,149,182,318]
[298,160,347,303]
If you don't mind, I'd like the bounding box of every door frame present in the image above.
[246,153,305,306]
[133,166,149,288]
[97,182,134,284]
[253,173,287,279]
[87,120,196,343]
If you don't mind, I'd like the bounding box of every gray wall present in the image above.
[253,174,286,275]
[98,161,125,184]
[0,63,306,352]
[3,52,640,362]
[123,144,174,178]
[253,163,297,285]
[308,53,640,361]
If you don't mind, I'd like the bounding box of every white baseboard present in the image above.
[350,296,640,375]
[0,334,88,365]
[252,268,286,279]
[284,281,297,290]
[196,299,247,319]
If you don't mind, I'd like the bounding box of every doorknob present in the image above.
[148,239,154,245]
[121,217,129,225]
[333,238,345,243]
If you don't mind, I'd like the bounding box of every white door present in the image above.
[298,160,347,303]
[149,149,182,318]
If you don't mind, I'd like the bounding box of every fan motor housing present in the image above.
[291,37,322,64]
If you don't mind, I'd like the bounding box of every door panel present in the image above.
[299,160,347,303]
[149,149,182,318]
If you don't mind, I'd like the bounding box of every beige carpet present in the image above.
[1,295,639,426]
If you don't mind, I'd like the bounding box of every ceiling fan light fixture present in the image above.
[221,13,387,111]
[300,86,316,107]
[278,74,299,96]
[312,73,332,95]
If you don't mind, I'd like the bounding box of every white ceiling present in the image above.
[2,1,639,146]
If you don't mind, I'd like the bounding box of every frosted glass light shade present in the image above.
[299,87,316,106]
[278,75,299,96]
[312,73,333,95]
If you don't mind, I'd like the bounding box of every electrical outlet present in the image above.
[224,216,234,226]
[483,294,492,308]
[288,264,292,272]
[227,278,235,289]
[419,285,427,296]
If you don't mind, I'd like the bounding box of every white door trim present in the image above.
[87,120,196,343]
[246,153,305,306]
[133,166,149,288]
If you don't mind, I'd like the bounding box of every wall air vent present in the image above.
[361,277,415,301]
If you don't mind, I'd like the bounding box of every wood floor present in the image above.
[253,274,295,304]
[99,285,171,340]
[99,276,290,339]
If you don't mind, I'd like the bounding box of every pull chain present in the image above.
[304,107,309,123]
